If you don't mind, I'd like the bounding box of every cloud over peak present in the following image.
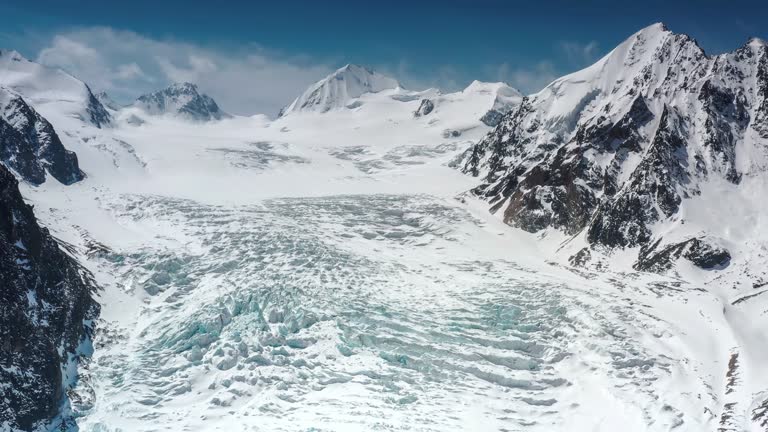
[35,27,336,116]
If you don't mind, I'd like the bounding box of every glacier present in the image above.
[1,24,767,432]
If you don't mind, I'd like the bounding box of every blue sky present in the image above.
[2,0,766,115]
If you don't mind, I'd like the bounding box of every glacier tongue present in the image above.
[67,193,723,432]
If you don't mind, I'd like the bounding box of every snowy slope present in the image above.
[0,50,110,128]
[279,64,401,115]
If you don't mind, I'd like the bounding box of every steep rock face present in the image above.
[458,23,768,270]
[414,98,435,117]
[134,82,228,121]
[586,105,689,248]
[84,89,112,128]
[479,109,505,127]
[280,64,400,115]
[0,88,84,185]
[0,163,99,431]
[0,49,111,128]
[634,237,731,272]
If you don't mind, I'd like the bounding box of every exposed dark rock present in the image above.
[442,129,462,138]
[752,43,768,137]
[634,237,731,272]
[0,90,85,185]
[587,105,688,248]
[414,98,434,117]
[84,85,112,128]
[0,163,100,430]
[480,109,505,127]
[569,247,592,267]
[752,395,768,431]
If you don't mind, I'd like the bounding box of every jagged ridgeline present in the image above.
[458,23,767,270]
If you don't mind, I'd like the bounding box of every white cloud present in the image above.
[32,27,602,114]
[482,41,601,95]
[488,61,559,94]
[115,63,146,80]
[375,60,463,93]
[558,40,601,67]
[35,27,336,116]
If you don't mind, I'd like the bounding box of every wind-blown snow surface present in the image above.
[18,80,767,431]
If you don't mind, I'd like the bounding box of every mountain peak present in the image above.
[0,49,26,62]
[337,63,370,73]
[0,49,111,128]
[747,37,767,48]
[134,82,228,121]
[633,22,670,38]
[280,64,400,116]
[647,22,668,32]
[166,82,200,93]
[463,80,519,95]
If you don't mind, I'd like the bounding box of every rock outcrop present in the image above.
[0,163,99,430]
[0,88,84,185]
[458,23,768,271]
[414,98,435,117]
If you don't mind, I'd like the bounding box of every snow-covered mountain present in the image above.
[279,64,401,116]
[3,22,768,432]
[0,87,84,185]
[133,82,229,121]
[458,22,768,276]
[0,49,111,128]
[461,80,523,126]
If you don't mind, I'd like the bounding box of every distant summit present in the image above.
[134,82,229,121]
[461,81,523,126]
[0,49,111,128]
[279,64,401,116]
